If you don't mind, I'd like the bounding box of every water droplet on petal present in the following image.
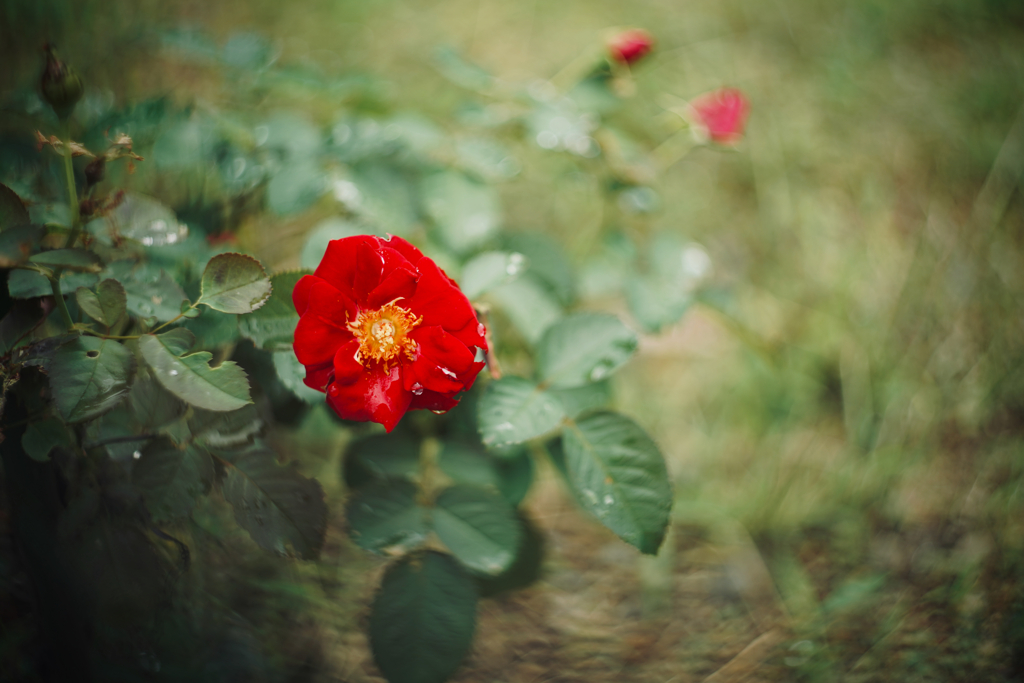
[328,384,339,396]
[411,382,424,396]
[439,366,457,379]
[477,323,486,336]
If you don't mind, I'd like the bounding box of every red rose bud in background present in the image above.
[689,88,750,145]
[608,29,654,66]
[293,235,488,432]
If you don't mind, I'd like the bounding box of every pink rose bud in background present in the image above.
[689,88,750,145]
[608,29,654,65]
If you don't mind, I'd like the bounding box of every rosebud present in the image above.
[689,88,750,145]
[607,29,654,66]
[41,45,84,120]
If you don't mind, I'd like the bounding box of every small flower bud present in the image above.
[84,156,106,188]
[689,88,750,145]
[607,29,654,66]
[41,44,84,120]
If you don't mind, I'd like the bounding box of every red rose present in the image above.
[608,29,654,66]
[689,88,750,145]
[293,234,487,432]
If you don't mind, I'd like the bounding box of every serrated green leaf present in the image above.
[346,478,428,554]
[536,313,638,389]
[237,270,309,350]
[103,261,188,321]
[180,307,239,349]
[272,351,325,403]
[478,376,565,446]
[197,252,272,314]
[221,446,327,559]
[433,484,520,575]
[128,372,186,430]
[9,269,97,299]
[421,170,500,255]
[188,405,261,448]
[561,411,672,554]
[0,224,44,267]
[22,418,73,462]
[76,279,127,327]
[139,332,252,411]
[132,439,213,522]
[369,551,477,683]
[47,337,135,423]
[28,248,103,272]
[0,183,30,231]
[458,251,526,300]
[489,274,563,345]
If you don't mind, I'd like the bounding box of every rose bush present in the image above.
[293,234,488,432]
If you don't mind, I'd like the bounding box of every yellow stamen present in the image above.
[347,300,421,370]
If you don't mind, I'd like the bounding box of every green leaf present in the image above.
[0,300,44,355]
[458,251,526,300]
[188,405,261,448]
[197,252,272,314]
[9,269,97,299]
[433,484,520,575]
[369,551,477,683]
[536,312,638,389]
[266,161,327,215]
[139,332,252,411]
[22,418,73,462]
[90,193,189,248]
[272,351,325,403]
[476,511,544,597]
[550,380,612,418]
[0,182,30,231]
[561,411,672,554]
[500,232,575,306]
[128,373,186,431]
[438,441,534,507]
[132,439,214,522]
[222,31,276,70]
[626,274,693,334]
[489,274,563,345]
[477,376,565,446]
[152,115,218,170]
[103,261,188,321]
[343,434,421,489]
[237,269,308,350]
[47,337,135,423]
[421,171,500,255]
[0,224,44,267]
[221,447,327,559]
[346,478,429,554]
[76,279,127,327]
[349,162,417,236]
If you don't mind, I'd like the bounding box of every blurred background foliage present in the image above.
[4,0,1024,680]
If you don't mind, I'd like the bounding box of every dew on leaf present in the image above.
[132,451,142,460]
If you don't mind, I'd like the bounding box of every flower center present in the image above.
[347,301,421,369]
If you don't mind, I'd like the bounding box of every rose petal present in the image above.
[409,390,459,413]
[406,258,478,334]
[380,234,425,264]
[292,279,358,367]
[367,260,419,308]
[292,274,317,316]
[302,361,333,393]
[315,235,383,302]
[333,339,365,384]
[406,325,477,394]
[327,365,411,432]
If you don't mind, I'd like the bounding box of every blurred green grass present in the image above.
[5,0,1024,678]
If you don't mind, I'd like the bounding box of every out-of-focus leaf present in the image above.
[501,232,575,306]
[197,252,272,314]
[272,351,324,403]
[28,248,103,272]
[0,300,43,355]
[0,182,30,231]
[237,270,308,350]
[438,441,534,507]
[370,551,477,683]
[89,193,189,248]
[476,511,544,597]
[132,439,213,522]
[103,261,189,321]
[221,446,327,559]
[489,274,563,345]
[478,376,565,446]
[267,161,327,215]
[550,380,612,418]
[421,170,500,255]
[128,373,186,431]
[343,434,421,489]
[160,28,220,62]
[22,418,73,462]
[75,279,126,327]
[0,224,44,267]
[459,251,526,300]
[223,31,276,70]
[256,112,319,157]
[349,162,417,236]
[433,484,520,575]
[8,269,97,299]
[536,313,638,388]
[152,115,218,169]
[346,478,428,554]
[561,411,672,554]
[456,137,519,181]
[626,274,693,333]
[47,336,135,423]
[434,46,494,91]
[139,331,252,411]
[299,218,371,270]
[188,405,262,448]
